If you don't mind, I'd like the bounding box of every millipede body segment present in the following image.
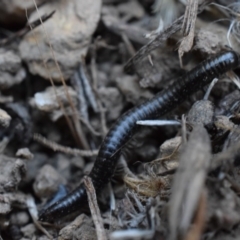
[39,51,240,221]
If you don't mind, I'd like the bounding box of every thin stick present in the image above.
[33,133,98,157]
[124,0,213,72]
[84,176,108,240]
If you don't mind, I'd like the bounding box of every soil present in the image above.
[0,0,240,239]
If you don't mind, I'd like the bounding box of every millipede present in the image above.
[39,50,240,221]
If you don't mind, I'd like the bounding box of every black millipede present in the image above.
[39,50,240,222]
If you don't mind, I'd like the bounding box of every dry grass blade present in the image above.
[26,7,81,150]
[84,176,108,240]
[168,125,211,240]
[32,0,89,150]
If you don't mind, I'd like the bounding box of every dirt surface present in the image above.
[1,0,240,239]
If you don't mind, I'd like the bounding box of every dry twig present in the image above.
[33,133,98,157]
[124,0,213,72]
[84,176,108,240]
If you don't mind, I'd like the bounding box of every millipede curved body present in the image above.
[39,51,240,221]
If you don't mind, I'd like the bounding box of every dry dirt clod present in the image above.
[0,108,11,128]
[193,28,229,56]
[33,164,66,198]
[20,223,37,240]
[116,75,153,105]
[98,87,124,121]
[136,50,183,89]
[0,155,27,192]
[0,195,11,215]
[16,148,34,160]
[0,49,26,89]
[0,192,28,219]
[19,0,102,81]
[31,86,78,112]
[59,214,97,240]
[187,100,214,126]
[10,211,30,226]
